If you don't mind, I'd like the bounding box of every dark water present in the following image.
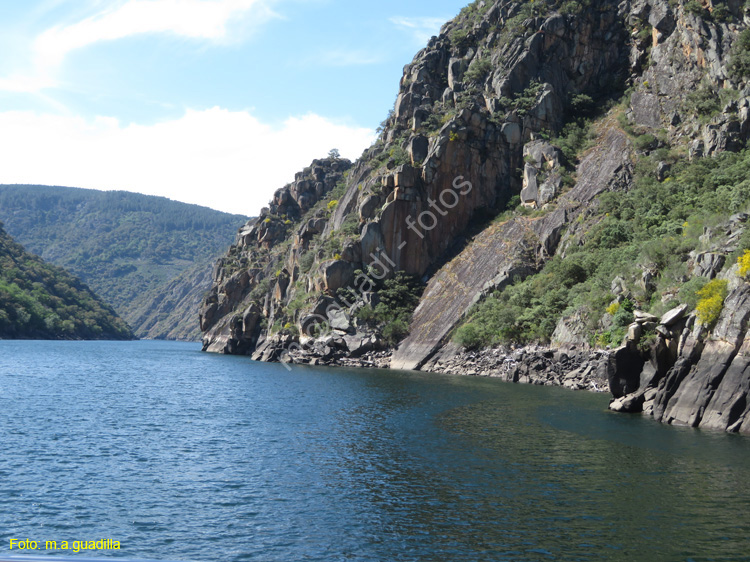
[1,341,749,562]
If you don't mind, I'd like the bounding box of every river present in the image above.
[0,340,748,561]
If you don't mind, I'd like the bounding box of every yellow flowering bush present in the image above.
[738,250,750,278]
[606,302,620,316]
[696,279,729,327]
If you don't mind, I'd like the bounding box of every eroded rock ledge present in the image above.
[611,273,750,434]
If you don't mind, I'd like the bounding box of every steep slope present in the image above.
[201,0,750,434]
[0,224,133,340]
[0,185,248,339]
[128,260,215,341]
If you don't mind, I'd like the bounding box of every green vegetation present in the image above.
[684,0,709,18]
[552,119,596,164]
[0,185,248,337]
[0,225,133,340]
[355,271,425,345]
[684,0,734,21]
[454,139,750,350]
[499,81,545,117]
[730,29,750,80]
[464,56,492,83]
[686,86,721,121]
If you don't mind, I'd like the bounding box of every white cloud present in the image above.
[390,16,446,45]
[34,0,278,69]
[0,108,375,216]
[0,0,279,93]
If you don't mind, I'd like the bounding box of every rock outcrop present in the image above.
[201,0,750,434]
[611,269,750,433]
[391,123,634,370]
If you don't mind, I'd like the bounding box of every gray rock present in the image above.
[660,304,688,327]
[656,161,671,182]
[659,286,750,429]
[634,310,658,323]
[627,323,643,342]
[359,195,380,222]
[691,252,725,279]
[327,308,352,332]
[608,343,646,398]
[408,135,429,164]
[319,260,357,294]
[521,163,539,205]
[609,391,646,413]
[630,91,662,129]
[360,221,385,262]
[501,122,521,145]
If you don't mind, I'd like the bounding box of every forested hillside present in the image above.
[0,224,133,340]
[0,185,248,339]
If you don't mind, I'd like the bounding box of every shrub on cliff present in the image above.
[464,57,492,83]
[355,272,425,345]
[730,29,750,79]
[739,250,750,278]
[696,279,729,328]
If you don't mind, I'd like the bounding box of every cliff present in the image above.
[201,0,750,434]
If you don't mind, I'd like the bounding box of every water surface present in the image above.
[0,340,748,561]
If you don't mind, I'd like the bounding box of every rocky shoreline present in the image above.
[420,344,610,392]
[279,335,610,393]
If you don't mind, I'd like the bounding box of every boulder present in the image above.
[328,308,352,332]
[523,141,561,168]
[660,304,688,327]
[609,391,646,413]
[360,221,386,261]
[627,322,643,342]
[341,240,362,263]
[634,310,658,323]
[521,164,539,205]
[501,122,521,145]
[241,303,262,339]
[359,195,381,221]
[691,252,725,279]
[319,260,357,294]
[343,335,374,357]
[394,165,418,188]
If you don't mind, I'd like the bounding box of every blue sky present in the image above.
[0,0,469,215]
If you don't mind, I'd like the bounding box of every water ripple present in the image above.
[0,341,749,561]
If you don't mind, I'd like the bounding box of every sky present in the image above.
[0,0,470,216]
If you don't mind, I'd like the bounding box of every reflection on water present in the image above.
[0,341,748,562]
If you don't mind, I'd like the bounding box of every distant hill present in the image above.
[0,223,133,340]
[0,185,248,340]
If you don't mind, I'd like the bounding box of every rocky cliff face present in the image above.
[201,0,750,434]
[609,216,750,433]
